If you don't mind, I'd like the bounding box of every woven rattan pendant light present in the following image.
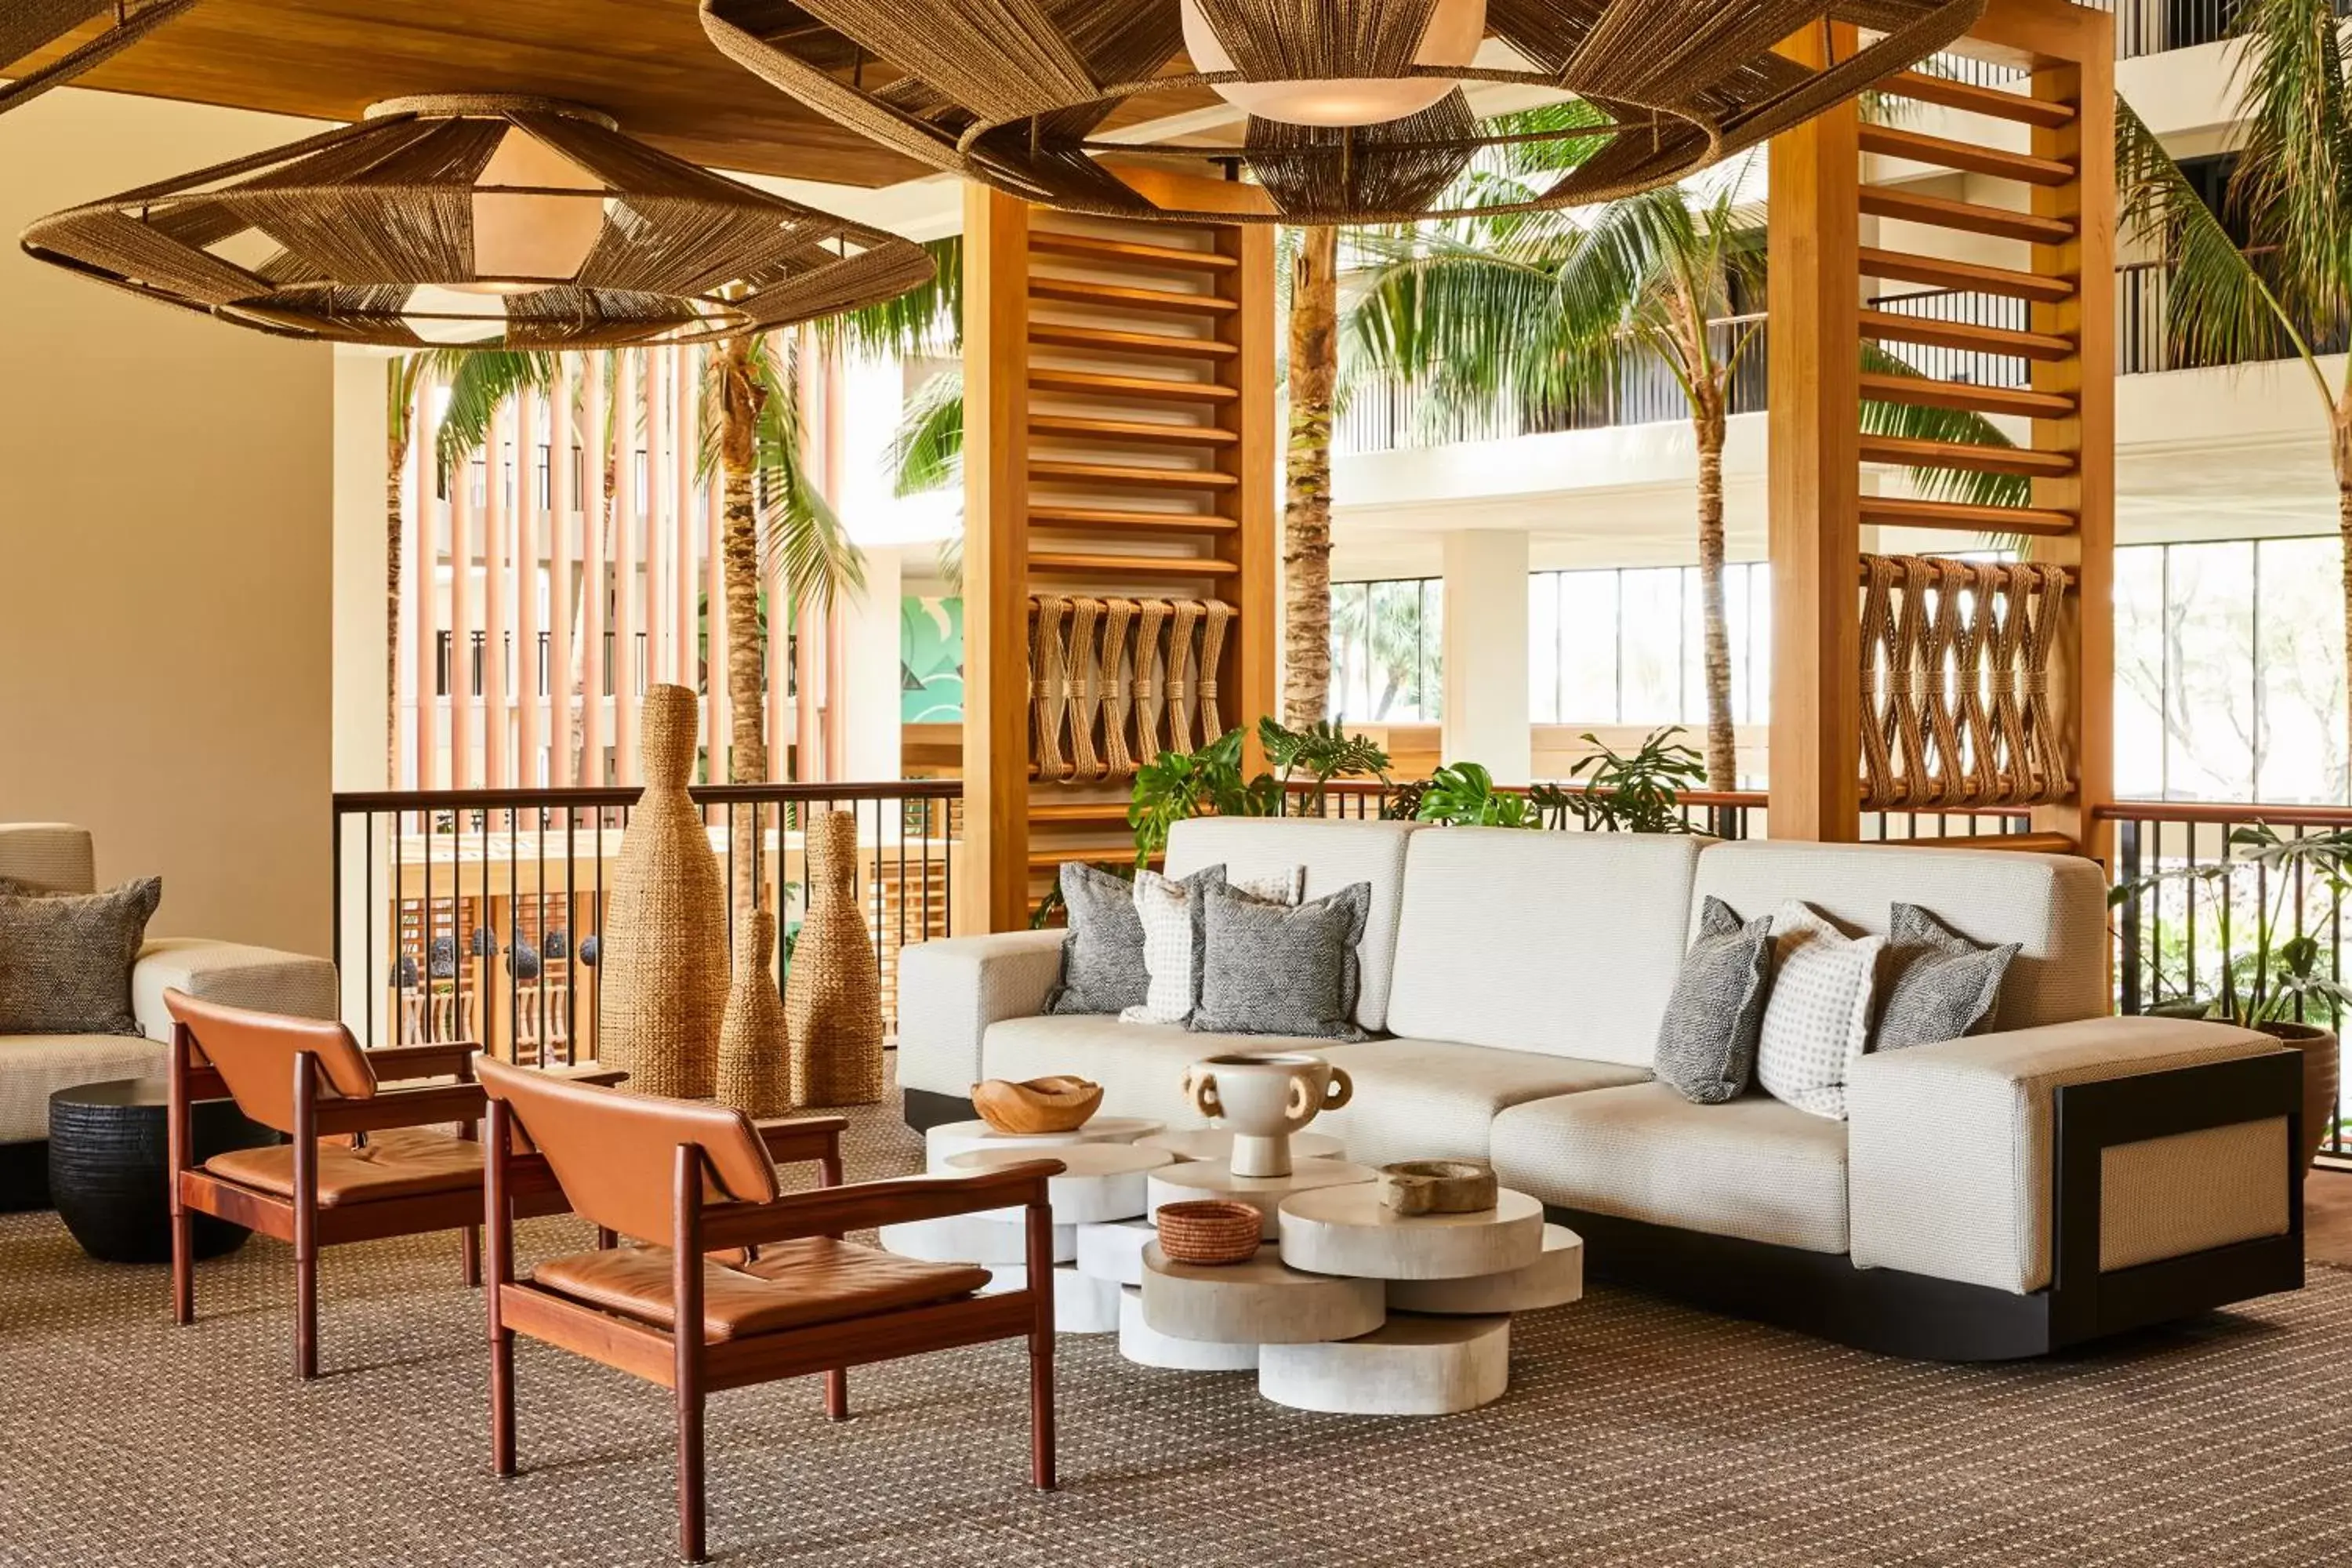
[702,0,1984,225]
[1,0,195,117]
[20,94,935,347]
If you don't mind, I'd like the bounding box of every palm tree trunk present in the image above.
[387,430,406,786]
[720,336,769,919]
[2336,401,2352,789]
[1694,397,1737,791]
[1283,225,1339,730]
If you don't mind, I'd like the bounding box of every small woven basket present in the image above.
[1156,1200,1262,1266]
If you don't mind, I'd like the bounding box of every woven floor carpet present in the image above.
[4,1084,2351,1567]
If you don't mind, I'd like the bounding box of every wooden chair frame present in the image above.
[166,1027,607,1380]
[485,1098,1058,1563]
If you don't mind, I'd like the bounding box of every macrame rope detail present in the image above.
[1134,599,1170,762]
[1196,600,1235,741]
[1166,600,1203,753]
[1066,596,1103,783]
[1099,598,1138,779]
[1029,594,1070,782]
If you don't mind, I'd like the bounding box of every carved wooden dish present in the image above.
[1377,1160,1498,1216]
[971,1075,1103,1135]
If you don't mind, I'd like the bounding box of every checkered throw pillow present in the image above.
[1755,901,1884,1120]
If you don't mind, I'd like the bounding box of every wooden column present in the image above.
[1767,22,1864,844]
[957,176,1279,932]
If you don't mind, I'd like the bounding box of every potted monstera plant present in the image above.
[2111,822,2352,1167]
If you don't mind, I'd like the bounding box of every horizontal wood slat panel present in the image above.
[1028,505,1237,533]
[1027,553,1240,576]
[1030,278,1239,316]
[1030,323,1240,360]
[1029,414,1237,448]
[1858,434,2077,478]
[1884,71,2078,128]
[1857,495,2078,535]
[1029,459,1237,490]
[1028,231,1239,272]
[1860,187,2076,245]
[1859,372,2075,419]
[1857,307,2074,361]
[1858,125,2074,186]
[1027,368,1237,403]
[1859,246,2074,304]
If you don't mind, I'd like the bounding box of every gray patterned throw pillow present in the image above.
[1189,881,1370,1041]
[1873,902,2019,1051]
[1047,862,1225,1015]
[1652,896,1775,1105]
[0,876,162,1036]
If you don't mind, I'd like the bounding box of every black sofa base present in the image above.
[904,1087,978,1133]
[0,1138,51,1212]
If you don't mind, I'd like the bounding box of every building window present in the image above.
[1328,578,1442,723]
[1526,564,1772,729]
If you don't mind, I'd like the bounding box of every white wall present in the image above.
[1439,530,1532,782]
[0,89,336,954]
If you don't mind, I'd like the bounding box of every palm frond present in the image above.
[884,368,966,495]
[819,235,964,358]
[748,335,866,612]
[2227,0,2352,336]
[432,350,557,481]
[1857,343,2031,512]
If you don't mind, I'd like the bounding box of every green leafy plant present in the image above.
[1556,728,1708,833]
[1258,716,1392,813]
[1415,762,1534,827]
[1126,718,1392,865]
[2111,822,2352,1028]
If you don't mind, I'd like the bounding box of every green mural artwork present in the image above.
[902,597,964,723]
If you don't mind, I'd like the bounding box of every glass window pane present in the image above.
[1620,568,1683,724]
[1556,570,1619,722]
[2254,535,2346,802]
[2164,540,2256,800]
[1746,562,1771,728]
[1417,579,1444,723]
[2112,546,2166,799]
[1527,573,1559,724]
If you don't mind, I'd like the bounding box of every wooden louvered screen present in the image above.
[961,176,1276,931]
[1768,0,2112,855]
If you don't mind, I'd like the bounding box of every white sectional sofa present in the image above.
[0,822,339,1208]
[899,817,2306,1359]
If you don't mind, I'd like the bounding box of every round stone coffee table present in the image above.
[1136,1127,1344,1165]
[924,1115,1164,1169]
[948,1142,1174,1225]
[878,1210,1075,1265]
[1386,1222,1584,1314]
[1138,1243,1385,1345]
[1279,1184,1546,1280]
[1259,1315,1512,1416]
[1147,1156,1377,1240]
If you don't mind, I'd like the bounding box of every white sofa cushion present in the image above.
[1754,902,1884,1120]
[0,1034,169,1143]
[0,823,95,895]
[130,938,338,1044]
[1312,1039,1650,1167]
[1490,1083,1853,1254]
[1385,827,1705,1066]
[980,1013,1362,1130]
[1164,818,1419,1033]
[897,930,1067,1098]
[1691,841,2106,1032]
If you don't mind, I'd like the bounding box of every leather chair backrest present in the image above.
[165,989,376,1134]
[477,1057,780,1243]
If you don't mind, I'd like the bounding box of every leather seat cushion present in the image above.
[533,1238,993,1342]
[205,1127,485,1207]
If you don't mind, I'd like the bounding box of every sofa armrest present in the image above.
[1848,1014,2288,1294]
[132,938,339,1044]
[895,931,1066,1098]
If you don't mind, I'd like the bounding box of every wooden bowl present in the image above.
[971,1075,1103,1135]
[1377,1160,1498,1216]
[1156,1200,1263,1266]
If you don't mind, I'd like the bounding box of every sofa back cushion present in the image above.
[1385,827,1706,1065]
[1165,818,1420,1033]
[0,823,95,895]
[1690,841,2105,1032]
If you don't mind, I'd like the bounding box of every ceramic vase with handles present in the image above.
[1185,1053,1354,1178]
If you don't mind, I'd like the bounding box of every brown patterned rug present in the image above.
[3,1085,2350,1567]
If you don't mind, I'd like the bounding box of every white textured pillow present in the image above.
[1120,865,1301,1026]
[1755,901,1885,1120]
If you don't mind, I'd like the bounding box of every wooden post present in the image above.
[1766,23,1863,844]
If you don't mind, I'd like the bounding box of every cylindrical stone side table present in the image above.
[1279,1184,1545,1280]
[1139,1243,1385,1345]
[1259,1315,1512,1415]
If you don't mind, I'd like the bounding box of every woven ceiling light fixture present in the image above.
[20,94,935,347]
[701,0,1985,226]
[2,0,196,116]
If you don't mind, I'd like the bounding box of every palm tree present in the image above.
[2115,1,2352,759]
[1284,226,1341,728]
[1348,131,2022,791]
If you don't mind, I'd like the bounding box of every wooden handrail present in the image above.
[2096,800,2352,828]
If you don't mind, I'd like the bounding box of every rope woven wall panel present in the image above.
[20,94,934,348]
[0,0,195,116]
[700,0,1984,225]
[1029,596,1235,783]
[1857,555,2074,811]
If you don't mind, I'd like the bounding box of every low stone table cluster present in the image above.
[883,1116,1583,1416]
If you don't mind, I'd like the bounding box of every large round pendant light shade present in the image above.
[1178,0,1485,128]
[20,94,935,348]
[702,0,1986,226]
[0,0,195,117]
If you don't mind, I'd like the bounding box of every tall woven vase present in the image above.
[717,909,792,1116]
[786,810,884,1106]
[597,685,726,1099]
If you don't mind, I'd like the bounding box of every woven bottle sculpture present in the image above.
[597,685,727,1098]
[717,908,792,1116]
[785,809,884,1106]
